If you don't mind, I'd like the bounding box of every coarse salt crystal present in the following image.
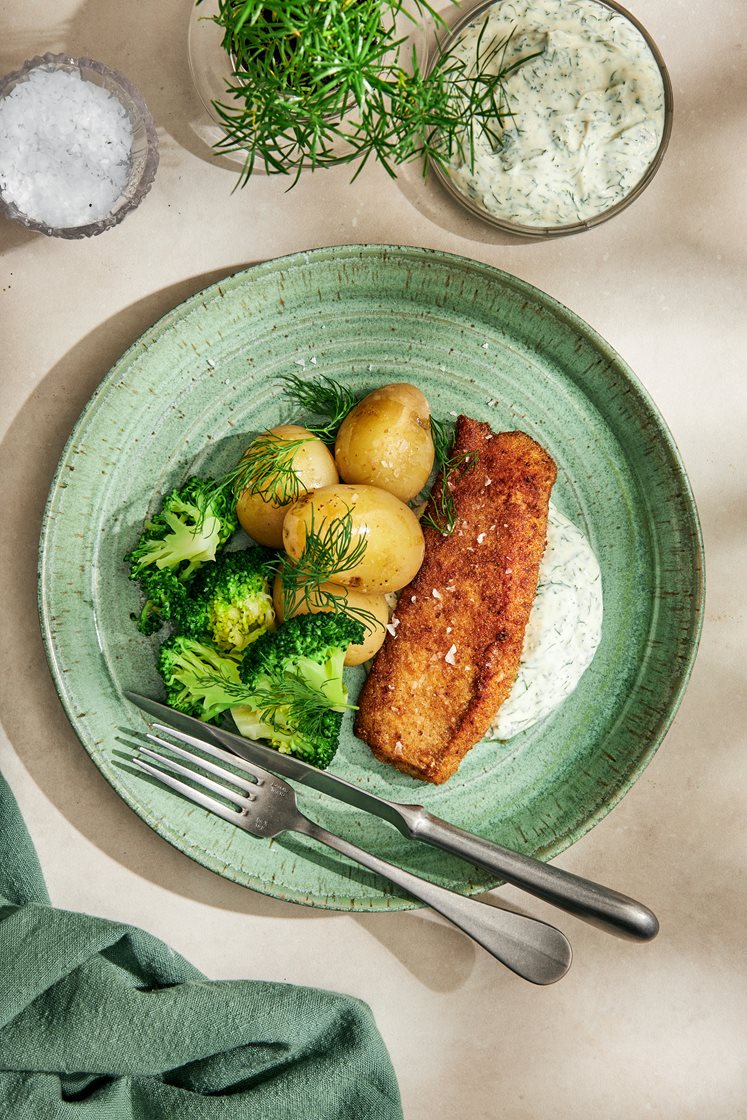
[445,644,457,665]
[431,588,442,600]
[0,67,133,228]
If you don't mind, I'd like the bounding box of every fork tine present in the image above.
[144,732,258,796]
[149,722,273,785]
[132,756,244,827]
[138,746,250,809]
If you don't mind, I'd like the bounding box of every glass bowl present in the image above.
[187,0,429,178]
[428,0,673,237]
[0,53,159,239]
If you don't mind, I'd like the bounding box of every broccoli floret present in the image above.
[133,567,189,636]
[126,476,238,585]
[157,635,243,723]
[231,613,365,768]
[126,476,238,634]
[175,548,277,653]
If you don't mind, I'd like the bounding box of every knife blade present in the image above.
[125,690,659,941]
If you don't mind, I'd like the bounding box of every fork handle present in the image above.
[297,818,572,985]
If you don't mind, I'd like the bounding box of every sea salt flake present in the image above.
[444,644,457,665]
[0,67,133,228]
[431,588,442,600]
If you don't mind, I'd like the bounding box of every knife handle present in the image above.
[403,808,659,941]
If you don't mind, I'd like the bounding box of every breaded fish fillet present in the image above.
[354,416,557,784]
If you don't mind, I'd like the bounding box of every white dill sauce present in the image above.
[444,0,666,227]
[486,502,603,740]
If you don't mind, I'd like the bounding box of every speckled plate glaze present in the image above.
[38,245,703,910]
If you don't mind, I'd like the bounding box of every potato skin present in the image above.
[282,483,425,594]
[235,424,338,548]
[272,573,389,665]
[334,383,435,502]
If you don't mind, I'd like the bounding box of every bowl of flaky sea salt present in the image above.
[0,53,159,239]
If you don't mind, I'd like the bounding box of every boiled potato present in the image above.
[235,424,338,548]
[273,573,389,666]
[334,383,435,502]
[282,483,424,594]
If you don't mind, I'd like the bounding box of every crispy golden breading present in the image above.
[354,416,557,784]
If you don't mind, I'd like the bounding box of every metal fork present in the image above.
[131,730,572,985]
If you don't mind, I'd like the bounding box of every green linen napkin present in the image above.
[0,770,403,1119]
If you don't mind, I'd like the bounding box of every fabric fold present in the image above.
[0,771,403,1118]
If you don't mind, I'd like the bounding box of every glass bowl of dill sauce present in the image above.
[0,53,159,239]
[428,0,673,237]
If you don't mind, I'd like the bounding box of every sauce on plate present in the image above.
[487,502,603,739]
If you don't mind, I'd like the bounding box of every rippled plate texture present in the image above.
[38,245,703,910]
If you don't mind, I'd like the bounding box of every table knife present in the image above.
[125,691,658,941]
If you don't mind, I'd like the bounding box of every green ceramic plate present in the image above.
[38,245,703,910]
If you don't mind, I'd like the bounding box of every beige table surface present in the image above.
[2,1,746,1116]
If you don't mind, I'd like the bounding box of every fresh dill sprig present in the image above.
[422,419,479,536]
[278,373,358,443]
[223,431,314,505]
[251,671,356,737]
[429,415,452,472]
[185,663,353,731]
[279,505,380,633]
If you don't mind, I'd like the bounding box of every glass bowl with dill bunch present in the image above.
[188,0,531,186]
[427,0,673,237]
